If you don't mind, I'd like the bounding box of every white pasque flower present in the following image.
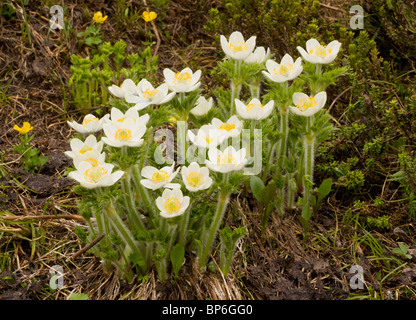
[297,39,341,64]
[124,79,175,110]
[181,162,213,192]
[68,160,124,189]
[140,162,180,190]
[156,188,190,218]
[64,135,104,160]
[205,146,247,173]
[244,46,271,64]
[211,115,243,139]
[262,54,303,83]
[289,91,327,117]
[188,124,224,149]
[67,114,109,134]
[101,109,148,148]
[163,67,201,93]
[235,98,274,120]
[220,31,256,61]
[190,96,213,117]
[108,79,137,98]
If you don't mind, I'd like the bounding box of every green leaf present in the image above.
[170,243,185,277]
[260,181,277,204]
[318,178,332,199]
[250,176,265,202]
[69,293,89,300]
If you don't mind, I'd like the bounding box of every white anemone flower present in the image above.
[108,79,137,98]
[262,54,303,83]
[106,107,150,126]
[163,67,201,93]
[156,188,190,219]
[205,146,247,173]
[102,117,147,148]
[72,148,106,170]
[64,135,104,160]
[244,46,271,64]
[67,114,109,134]
[140,162,180,190]
[289,91,327,117]
[190,96,213,117]
[220,31,256,61]
[297,39,341,64]
[211,115,243,139]
[181,162,213,192]
[124,79,175,110]
[188,124,224,149]
[235,98,274,120]
[68,160,124,189]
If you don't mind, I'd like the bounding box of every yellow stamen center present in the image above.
[219,123,236,131]
[117,116,136,124]
[82,116,99,127]
[204,137,214,144]
[246,103,263,112]
[84,158,99,167]
[217,153,237,166]
[173,72,192,85]
[309,45,328,57]
[273,62,294,76]
[152,170,169,184]
[79,145,93,154]
[164,197,181,214]
[296,97,317,111]
[84,166,108,183]
[229,41,248,53]
[115,128,132,141]
[143,88,159,100]
[187,171,203,188]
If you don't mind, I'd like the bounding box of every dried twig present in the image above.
[70,233,105,260]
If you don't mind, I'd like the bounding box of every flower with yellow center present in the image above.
[220,31,256,61]
[181,162,213,192]
[142,11,157,22]
[188,124,224,149]
[68,160,124,189]
[289,91,327,117]
[13,122,33,135]
[67,114,109,134]
[211,115,243,139]
[108,79,137,99]
[65,135,105,168]
[93,11,108,24]
[163,67,201,93]
[156,188,190,218]
[205,146,247,173]
[124,79,175,110]
[140,162,180,190]
[297,39,341,64]
[262,54,303,83]
[235,98,274,120]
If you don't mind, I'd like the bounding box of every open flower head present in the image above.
[289,91,327,117]
[156,188,190,218]
[220,31,256,61]
[93,11,107,24]
[163,67,201,93]
[14,122,33,135]
[125,79,175,110]
[64,135,104,161]
[211,115,243,139]
[297,39,341,64]
[262,54,303,83]
[235,98,274,120]
[190,96,213,117]
[68,161,124,189]
[181,162,213,192]
[142,11,157,22]
[188,124,224,149]
[140,162,180,190]
[205,146,247,173]
[108,79,137,99]
[106,107,150,126]
[67,114,109,134]
[244,46,271,64]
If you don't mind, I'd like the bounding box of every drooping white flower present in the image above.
[190,96,213,117]
[108,79,137,98]
[289,91,327,117]
[220,31,256,61]
[64,135,104,160]
[163,67,201,93]
[235,98,274,120]
[297,39,341,64]
[124,79,175,110]
[244,46,271,64]
[67,114,109,134]
[211,115,243,139]
[140,162,180,190]
[205,146,247,173]
[68,160,124,189]
[188,124,224,149]
[156,187,190,218]
[181,162,213,192]
[262,54,303,83]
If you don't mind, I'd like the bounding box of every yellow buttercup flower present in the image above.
[14,122,33,135]
[142,11,157,22]
[93,11,108,24]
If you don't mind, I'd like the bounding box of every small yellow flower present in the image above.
[93,11,108,24]
[142,11,157,22]
[14,122,33,135]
